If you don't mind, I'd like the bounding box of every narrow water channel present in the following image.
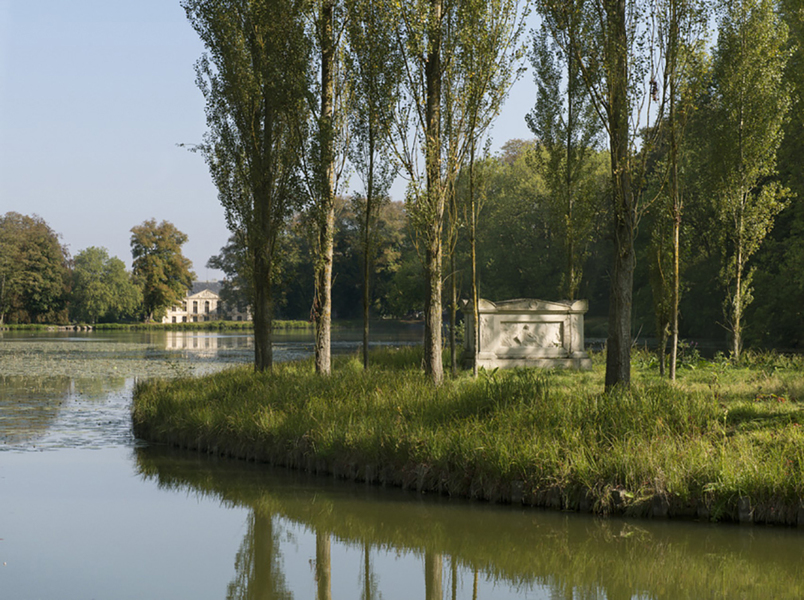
[1,330,802,599]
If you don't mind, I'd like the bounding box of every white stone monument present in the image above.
[464,299,592,370]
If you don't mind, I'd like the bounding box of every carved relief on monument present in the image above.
[464,298,591,369]
[500,321,563,349]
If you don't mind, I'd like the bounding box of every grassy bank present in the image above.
[132,347,804,525]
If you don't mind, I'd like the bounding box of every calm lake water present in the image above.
[1,328,803,599]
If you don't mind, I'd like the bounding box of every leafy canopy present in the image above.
[130,219,195,322]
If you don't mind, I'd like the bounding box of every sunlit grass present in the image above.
[132,347,804,523]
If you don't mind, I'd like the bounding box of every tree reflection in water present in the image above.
[227,512,292,600]
[425,553,442,600]
[137,446,804,600]
[316,532,332,600]
[362,542,378,600]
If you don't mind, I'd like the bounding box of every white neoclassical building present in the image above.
[162,281,250,324]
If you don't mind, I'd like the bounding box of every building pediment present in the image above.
[188,289,220,300]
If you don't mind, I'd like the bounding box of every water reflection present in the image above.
[137,446,804,600]
[164,331,253,353]
[0,375,130,447]
[227,512,293,600]
[0,375,71,445]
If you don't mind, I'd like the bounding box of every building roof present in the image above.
[191,281,222,296]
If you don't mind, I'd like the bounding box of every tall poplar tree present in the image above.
[384,0,447,383]
[537,0,669,390]
[346,0,401,369]
[711,0,791,360]
[298,0,350,376]
[646,0,708,379]
[183,0,310,371]
[526,22,604,302]
[386,0,525,383]
[451,0,527,377]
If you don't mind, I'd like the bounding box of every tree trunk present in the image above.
[362,134,375,371]
[669,189,680,380]
[604,0,634,391]
[315,0,335,376]
[606,203,635,391]
[733,213,743,360]
[450,557,458,600]
[469,139,480,377]
[423,0,444,384]
[424,239,444,384]
[668,0,680,382]
[253,242,274,373]
[363,238,370,369]
[450,249,457,377]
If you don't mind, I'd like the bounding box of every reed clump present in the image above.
[132,347,804,524]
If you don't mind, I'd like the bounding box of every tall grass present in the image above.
[132,347,804,524]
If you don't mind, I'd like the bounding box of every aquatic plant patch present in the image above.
[0,336,251,448]
[0,340,249,379]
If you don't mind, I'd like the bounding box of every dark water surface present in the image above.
[1,329,803,599]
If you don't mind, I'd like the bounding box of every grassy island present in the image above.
[132,347,804,525]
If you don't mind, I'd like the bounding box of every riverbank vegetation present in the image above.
[132,347,804,525]
[0,320,312,332]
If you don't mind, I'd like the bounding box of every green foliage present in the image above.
[711,0,792,358]
[526,22,606,300]
[71,246,141,323]
[206,234,251,317]
[473,140,610,307]
[0,212,70,325]
[275,200,416,320]
[747,0,804,349]
[476,140,554,298]
[130,219,195,322]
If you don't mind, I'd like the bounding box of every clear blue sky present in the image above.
[0,1,537,280]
